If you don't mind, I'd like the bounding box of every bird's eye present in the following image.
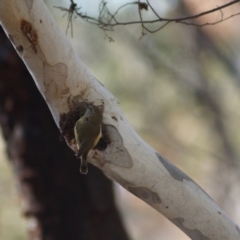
[85,117,89,122]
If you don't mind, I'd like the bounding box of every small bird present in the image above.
[74,104,103,174]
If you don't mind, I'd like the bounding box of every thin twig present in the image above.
[55,0,240,37]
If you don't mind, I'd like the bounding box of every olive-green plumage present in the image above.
[74,105,103,174]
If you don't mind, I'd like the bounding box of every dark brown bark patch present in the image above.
[21,19,38,54]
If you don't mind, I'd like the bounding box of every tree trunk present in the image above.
[0,26,130,240]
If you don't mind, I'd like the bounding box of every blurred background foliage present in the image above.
[0,132,28,240]
[1,0,240,239]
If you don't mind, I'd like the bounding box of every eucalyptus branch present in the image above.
[1,0,240,238]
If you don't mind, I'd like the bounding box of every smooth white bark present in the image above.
[1,0,240,239]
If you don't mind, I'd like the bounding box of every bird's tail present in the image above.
[80,152,88,174]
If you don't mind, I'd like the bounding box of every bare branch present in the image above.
[54,0,79,37]
[179,12,240,27]
[55,0,240,36]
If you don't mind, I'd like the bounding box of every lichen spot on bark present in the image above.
[156,153,192,182]
[171,218,210,240]
[103,125,133,168]
[128,186,161,205]
[237,225,240,234]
